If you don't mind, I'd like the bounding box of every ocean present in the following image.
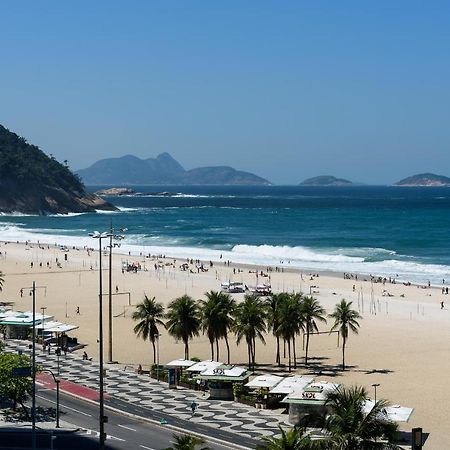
[1,185,450,285]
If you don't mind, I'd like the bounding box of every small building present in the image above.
[0,310,53,339]
[196,364,251,400]
[165,358,196,388]
[282,381,340,425]
[245,374,284,390]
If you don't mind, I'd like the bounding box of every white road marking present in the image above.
[36,395,92,417]
[118,424,137,432]
[139,446,155,450]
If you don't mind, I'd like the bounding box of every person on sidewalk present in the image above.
[190,399,198,416]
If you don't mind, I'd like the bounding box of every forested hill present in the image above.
[0,125,116,214]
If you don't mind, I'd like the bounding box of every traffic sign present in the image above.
[12,367,32,377]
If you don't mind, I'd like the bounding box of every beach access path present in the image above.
[4,339,288,445]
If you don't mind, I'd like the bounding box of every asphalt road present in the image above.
[34,386,258,450]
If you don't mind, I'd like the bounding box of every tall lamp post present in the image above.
[107,223,126,364]
[89,231,109,450]
[372,383,380,403]
[20,282,46,450]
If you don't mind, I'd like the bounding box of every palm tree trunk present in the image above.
[152,340,156,364]
[288,338,291,372]
[283,338,286,358]
[216,338,220,361]
[210,339,214,360]
[276,335,280,366]
[185,339,189,360]
[224,333,231,364]
[305,330,310,366]
[293,335,297,369]
[247,343,251,370]
[252,337,256,368]
[342,336,346,371]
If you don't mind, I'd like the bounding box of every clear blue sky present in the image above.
[1,1,449,184]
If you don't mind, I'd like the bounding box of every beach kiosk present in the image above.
[165,358,196,388]
[282,381,340,425]
[186,360,223,376]
[195,364,251,400]
[0,310,53,339]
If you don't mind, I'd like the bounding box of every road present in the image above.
[35,385,256,450]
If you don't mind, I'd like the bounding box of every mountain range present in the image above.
[76,153,271,186]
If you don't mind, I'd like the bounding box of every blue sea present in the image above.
[1,185,450,285]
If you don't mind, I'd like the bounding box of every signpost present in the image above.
[12,367,32,378]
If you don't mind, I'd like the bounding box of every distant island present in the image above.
[299,175,353,186]
[77,153,271,186]
[0,125,116,214]
[394,173,450,187]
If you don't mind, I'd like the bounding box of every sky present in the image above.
[1,1,450,185]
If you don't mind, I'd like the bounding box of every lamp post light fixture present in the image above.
[372,383,380,403]
[89,230,109,450]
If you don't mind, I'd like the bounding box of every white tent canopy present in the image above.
[186,360,223,373]
[200,365,247,377]
[36,321,79,333]
[0,310,53,325]
[246,375,284,389]
[269,375,314,394]
[363,400,414,423]
[165,358,196,368]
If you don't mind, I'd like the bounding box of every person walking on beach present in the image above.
[441,301,444,310]
[190,399,198,416]
[76,306,80,315]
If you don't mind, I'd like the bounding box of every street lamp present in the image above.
[372,383,380,403]
[20,282,46,450]
[89,230,109,450]
[107,222,127,364]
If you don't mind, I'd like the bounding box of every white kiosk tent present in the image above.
[245,374,284,389]
[186,360,223,374]
[363,400,414,423]
[195,364,251,400]
[0,310,53,339]
[282,381,341,425]
[269,375,315,395]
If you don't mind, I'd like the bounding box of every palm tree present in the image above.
[132,296,166,364]
[200,292,222,361]
[301,296,327,366]
[258,426,317,450]
[329,299,362,371]
[266,293,287,366]
[276,294,303,372]
[233,294,267,370]
[166,295,201,360]
[322,385,400,449]
[165,433,210,450]
[215,292,236,364]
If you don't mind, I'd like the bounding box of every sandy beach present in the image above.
[1,240,448,449]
